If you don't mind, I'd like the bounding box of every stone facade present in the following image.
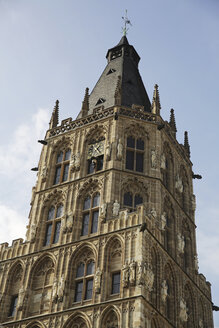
[0,36,214,327]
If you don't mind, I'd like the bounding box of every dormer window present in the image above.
[111,49,122,60]
[95,98,105,106]
[107,68,116,75]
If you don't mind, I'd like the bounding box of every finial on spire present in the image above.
[151,84,161,115]
[122,10,132,36]
[81,87,89,117]
[184,131,191,158]
[49,100,59,129]
[169,108,177,137]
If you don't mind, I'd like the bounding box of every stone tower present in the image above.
[0,36,214,328]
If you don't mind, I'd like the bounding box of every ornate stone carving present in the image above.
[137,261,145,286]
[160,212,166,231]
[151,149,158,169]
[70,152,80,171]
[41,165,48,181]
[100,203,107,219]
[52,278,58,302]
[117,139,123,160]
[30,223,36,242]
[94,267,102,293]
[113,200,120,216]
[144,263,154,292]
[129,259,136,286]
[160,154,166,169]
[177,233,185,253]
[175,174,183,193]
[149,208,157,220]
[199,319,204,328]
[122,261,129,288]
[17,285,25,310]
[57,275,65,301]
[161,280,168,302]
[179,298,188,322]
[66,213,74,232]
[106,142,111,161]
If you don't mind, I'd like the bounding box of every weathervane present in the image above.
[122,10,132,36]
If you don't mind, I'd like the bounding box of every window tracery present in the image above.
[53,148,71,184]
[81,193,100,236]
[44,204,63,246]
[123,191,143,211]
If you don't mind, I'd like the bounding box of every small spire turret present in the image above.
[49,100,59,129]
[81,87,89,117]
[169,108,177,137]
[184,131,191,158]
[151,84,161,115]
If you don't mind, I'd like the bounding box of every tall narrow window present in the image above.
[81,193,100,236]
[126,136,144,172]
[74,261,95,302]
[8,295,18,317]
[123,192,143,211]
[112,272,121,294]
[44,204,63,246]
[54,149,71,184]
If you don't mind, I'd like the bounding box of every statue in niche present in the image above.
[94,267,102,293]
[151,149,158,169]
[129,259,136,286]
[137,261,144,286]
[117,139,123,160]
[150,208,157,220]
[66,213,74,232]
[194,254,199,271]
[106,143,111,161]
[100,203,107,218]
[122,261,129,288]
[175,174,183,193]
[30,223,36,242]
[161,280,168,302]
[58,275,65,302]
[160,154,166,169]
[113,200,120,216]
[177,233,185,253]
[144,263,154,292]
[52,278,58,302]
[179,298,188,322]
[17,285,25,310]
[70,152,80,171]
[41,165,48,181]
[160,212,167,231]
[199,319,204,328]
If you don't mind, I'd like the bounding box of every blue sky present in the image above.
[0,0,219,325]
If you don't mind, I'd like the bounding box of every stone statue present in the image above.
[161,280,168,302]
[175,175,183,193]
[70,152,80,171]
[161,212,167,231]
[41,165,48,180]
[52,278,58,302]
[30,223,36,242]
[177,234,185,253]
[100,203,107,218]
[94,267,102,293]
[122,261,129,288]
[129,259,136,286]
[106,143,111,161]
[66,213,74,232]
[113,200,120,216]
[199,319,204,328]
[150,208,157,219]
[194,254,199,271]
[179,298,188,322]
[117,139,123,160]
[144,263,154,292]
[17,286,25,310]
[137,261,144,286]
[151,149,158,169]
[160,154,166,170]
[58,275,65,301]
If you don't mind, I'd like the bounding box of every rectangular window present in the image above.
[44,223,52,246]
[81,214,89,236]
[112,272,121,294]
[136,152,144,172]
[54,166,61,184]
[75,281,83,302]
[62,164,69,182]
[8,295,18,317]
[53,221,61,244]
[126,150,134,170]
[85,279,93,300]
[91,211,99,233]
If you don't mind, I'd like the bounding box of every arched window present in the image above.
[28,257,54,315]
[6,264,23,319]
[44,204,63,246]
[126,136,144,172]
[74,260,95,302]
[102,310,119,328]
[123,192,143,211]
[53,149,71,184]
[164,265,176,324]
[87,140,104,174]
[105,239,122,297]
[81,193,100,236]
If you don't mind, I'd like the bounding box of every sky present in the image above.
[0,0,219,325]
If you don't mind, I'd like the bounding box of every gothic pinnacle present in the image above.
[81,87,89,117]
[169,108,177,137]
[151,84,161,115]
[184,131,191,158]
[49,99,59,129]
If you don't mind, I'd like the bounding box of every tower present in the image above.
[0,35,214,328]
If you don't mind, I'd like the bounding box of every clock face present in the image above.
[88,141,104,159]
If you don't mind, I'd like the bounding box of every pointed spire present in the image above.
[151,84,161,115]
[81,87,89,117]
[49,100,59,129]
[184,131,191,158]
[114,75,122,105]
[169,108,177,137]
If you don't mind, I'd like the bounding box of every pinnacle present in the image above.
[49,99,59,128]
[184,131,191,158]
[169,108,177,135]
[151,84,161,115]
[81,87,89,117]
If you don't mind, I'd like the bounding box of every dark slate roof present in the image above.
[77,36,151,118]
